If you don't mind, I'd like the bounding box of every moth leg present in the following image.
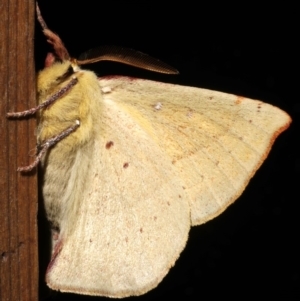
[18,121,80,172]
[6,77,78,118]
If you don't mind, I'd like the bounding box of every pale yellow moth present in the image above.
[7,4,291,298]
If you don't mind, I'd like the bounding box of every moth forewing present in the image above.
[96,77,291,227]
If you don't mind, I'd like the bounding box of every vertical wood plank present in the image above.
[0,0,38,300]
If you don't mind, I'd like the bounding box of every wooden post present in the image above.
[0,0,38,300]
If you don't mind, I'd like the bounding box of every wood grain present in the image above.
[0,0,38,300]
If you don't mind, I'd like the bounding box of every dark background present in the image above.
[36,1,299,300]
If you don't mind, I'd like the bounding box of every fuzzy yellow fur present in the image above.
[37,61,102,234]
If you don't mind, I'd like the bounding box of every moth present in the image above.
[7,3,291,298]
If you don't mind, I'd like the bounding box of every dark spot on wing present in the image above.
[106,141,114,149]
[235,96,244,104]
[123,162,129,168]
[257,103,262,113]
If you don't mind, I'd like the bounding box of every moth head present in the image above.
[37,53,80,97]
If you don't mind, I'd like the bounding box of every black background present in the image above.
[36,1,299,300]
